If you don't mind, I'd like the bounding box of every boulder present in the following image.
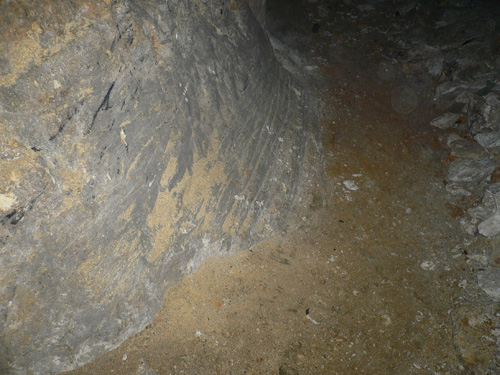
[0,0,319,373]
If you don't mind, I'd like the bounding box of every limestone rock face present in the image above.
[0,0,318,373]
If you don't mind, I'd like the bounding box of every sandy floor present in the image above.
[65,1,475,374]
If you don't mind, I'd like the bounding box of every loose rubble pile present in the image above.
[387,0,500,371]
[419,2,500,288]
[378,0,500,237]
[430,70,500,240]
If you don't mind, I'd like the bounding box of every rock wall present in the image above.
[246,0,267,28]
[0,0,318,373]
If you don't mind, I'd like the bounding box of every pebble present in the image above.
[478,211,500,237]
[477,267,500,301]
[420,260,435,271]
[343,180,359,191]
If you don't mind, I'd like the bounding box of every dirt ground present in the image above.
[65,1,480,374]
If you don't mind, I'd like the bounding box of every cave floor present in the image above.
[65,1,490,374]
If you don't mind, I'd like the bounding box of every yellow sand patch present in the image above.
[0,192,17,212]
[60,168,86,195]
[0,17,93,88]
[147,133,227,263]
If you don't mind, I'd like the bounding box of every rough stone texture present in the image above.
[478,267,500,301]
[0,0,319,373]
[447,158,497,183]
[245,0,266,28]
[451,303,500,374]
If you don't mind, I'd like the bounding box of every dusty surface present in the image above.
[65,1,494,374]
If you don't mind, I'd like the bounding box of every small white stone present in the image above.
[343,180,359,191]
[420,261,435,271]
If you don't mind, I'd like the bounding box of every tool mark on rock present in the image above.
[87,81,116,134]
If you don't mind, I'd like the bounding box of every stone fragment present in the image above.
[448,138,488,159]
[468,204,494,223]
[136,362,159,375]
[459,216,477,236]
[420,260,435,271]
[467,254,488,266]
[467,92,500,134]
[477,267,500,301]
[482,92,500,129]
[430,112,461,129]
[446,133,462,147]
[475,183,500,236]
[425,54,444,77]
[343,180,359,191]
[447,157,497,183]
[475,131,500,148]
[446,181,478,197]
[435,81,468,99]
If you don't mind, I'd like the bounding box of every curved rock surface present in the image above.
[0,1,318,373]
